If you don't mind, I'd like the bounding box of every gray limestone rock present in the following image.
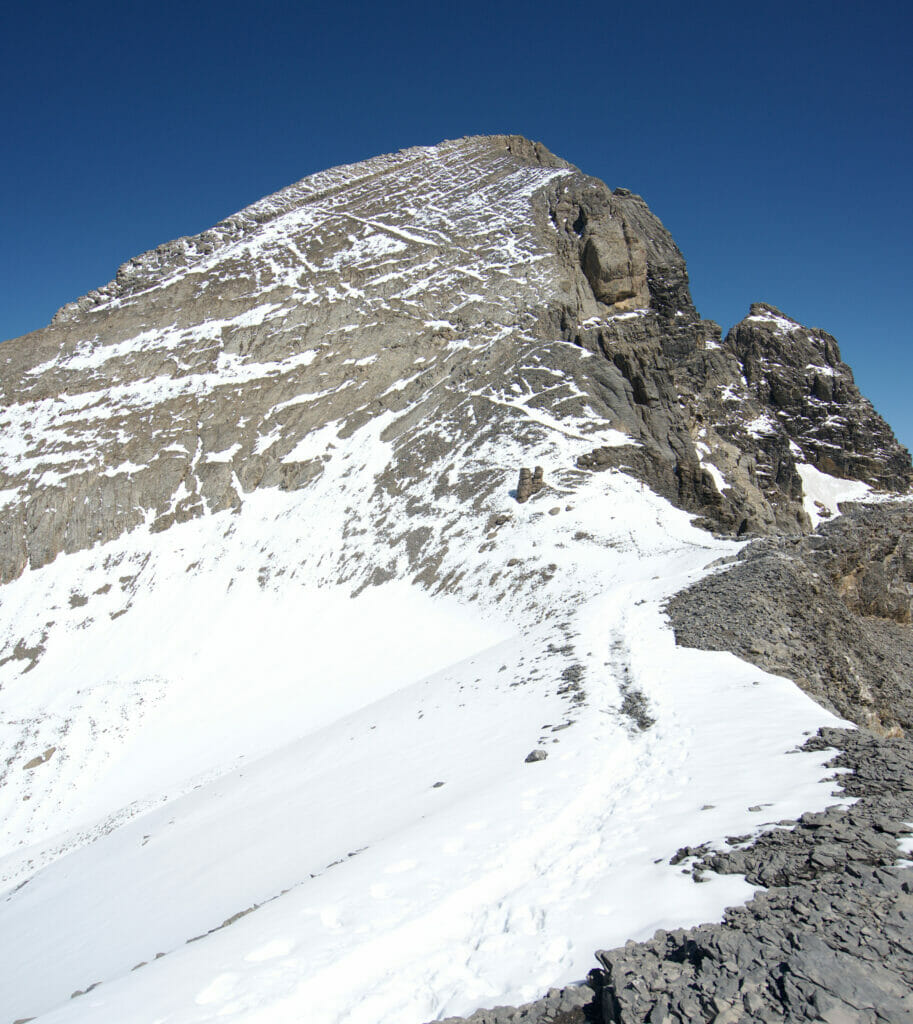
[517,468,533,503]
[668,501,913,735]
[516,466,545,503]
[725,304,911,493]
[426,982,597,1024]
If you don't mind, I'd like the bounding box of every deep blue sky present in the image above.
[3,1,911,447]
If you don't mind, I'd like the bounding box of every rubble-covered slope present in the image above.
[670,500,913,736]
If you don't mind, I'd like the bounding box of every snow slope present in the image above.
[0,455,844,1024]
[796,462,871,527]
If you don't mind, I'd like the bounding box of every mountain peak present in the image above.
[1,136,909,587]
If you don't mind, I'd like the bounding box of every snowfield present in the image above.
[0,456,845,1024]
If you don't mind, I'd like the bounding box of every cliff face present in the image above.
[725,304,911,492]
[0,135,908,587]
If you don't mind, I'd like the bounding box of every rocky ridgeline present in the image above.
[0,135,909,590]
[570,299,911,536]
[560,502,913,1023]
[726,306,910,493]
[669,501,913,735]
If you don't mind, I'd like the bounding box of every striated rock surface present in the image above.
[1,135,909,588]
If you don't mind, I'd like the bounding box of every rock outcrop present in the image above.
[727,304,910,492]
[566,299,911,537]
[516,466,544,503]
[669,501,913,736]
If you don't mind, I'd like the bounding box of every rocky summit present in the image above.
[0,136,911,1024]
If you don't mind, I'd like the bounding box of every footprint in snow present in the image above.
[196,972,240,1005]
[385,858,418,875]
[245,938,294,963]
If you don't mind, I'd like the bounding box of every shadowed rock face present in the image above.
[0,134,909,587]
[581,224,648,308]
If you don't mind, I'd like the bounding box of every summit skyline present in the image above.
[2,0,911,445]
